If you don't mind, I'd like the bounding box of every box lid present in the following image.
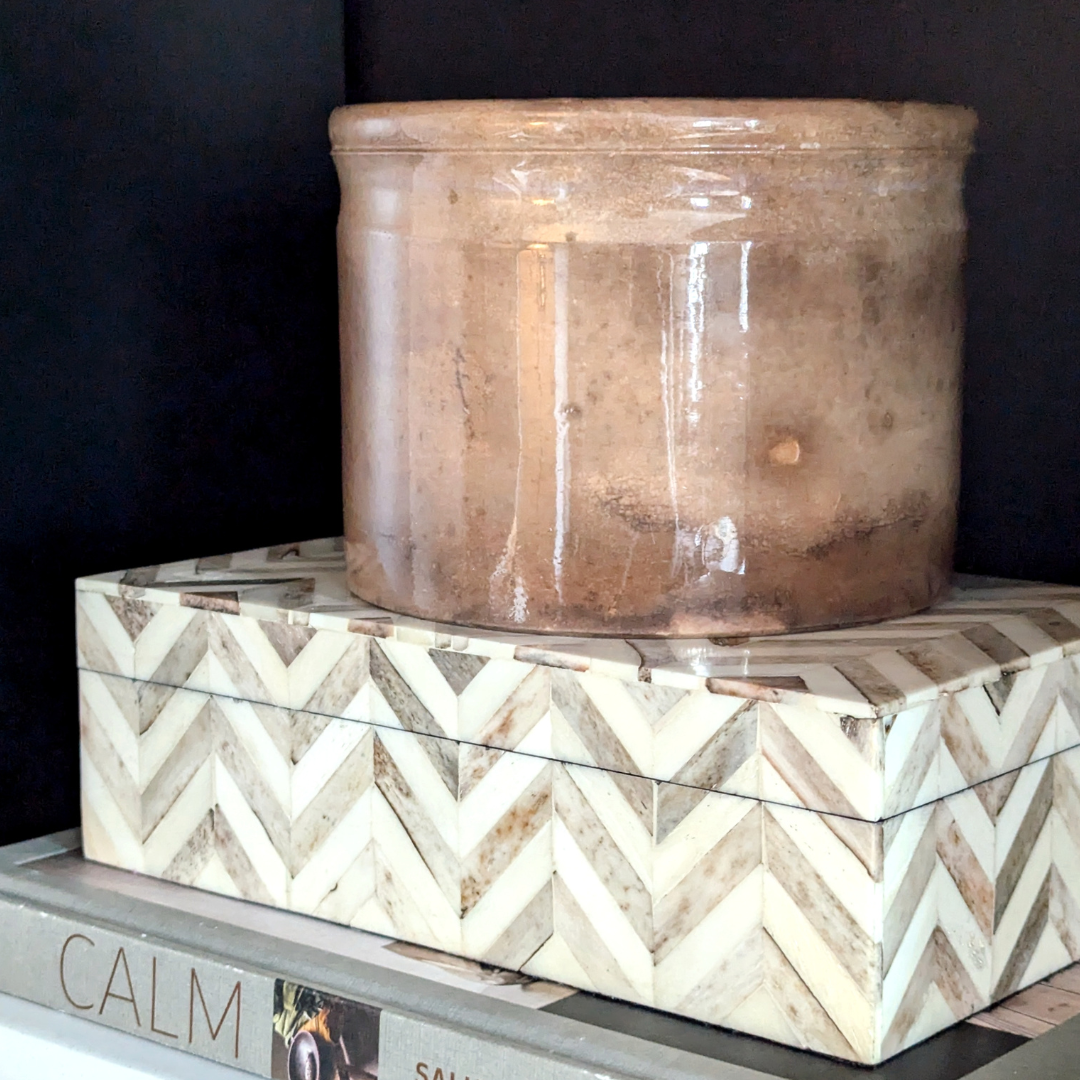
[77,538,1080,721]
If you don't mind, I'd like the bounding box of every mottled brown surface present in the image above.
[333,100,975,636]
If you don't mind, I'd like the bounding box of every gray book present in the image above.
[0,831,1071,1080]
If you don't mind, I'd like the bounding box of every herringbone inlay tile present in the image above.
[76,542,1080,1062]
[79,665,1080,1063]
[77,542,1080,819]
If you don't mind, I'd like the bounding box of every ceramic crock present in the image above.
[331,99,976,636]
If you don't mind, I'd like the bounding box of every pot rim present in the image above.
[330,98,977,155]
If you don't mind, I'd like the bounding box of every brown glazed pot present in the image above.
[331,99,976,637]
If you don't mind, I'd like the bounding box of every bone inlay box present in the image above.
[77,539,1080,1063]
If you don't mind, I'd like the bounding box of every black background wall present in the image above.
[0,1,343,846]
[2,1,1078,846]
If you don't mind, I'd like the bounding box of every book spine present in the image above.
[0,893,612,1080]
[0,893,274,1073]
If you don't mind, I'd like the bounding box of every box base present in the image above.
[80,669,1080,1064]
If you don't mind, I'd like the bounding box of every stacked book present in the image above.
[0,830,1077,1080]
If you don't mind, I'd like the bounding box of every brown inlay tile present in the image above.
[668,703,756,798]
[161,810,214,886]
[373,734,460,910]
[458,744,502,800]
[555,766,651,950]
[214,709,290,860]
[213,808,275,905]
[764,810,876,995]
[898,639,983,686]
[483,879,553,970]
[261,621,317,666]
[994,764,1054,929]
[181,591,240,614]
[370,640,449,744]
[549,873,641,1002]
[762,930,856,1060]
[883,809,938,973]
[148,611,208,692]
[1049,863,1080,959]
[120,565,160,587]
[654,805,761,964]
[552,670,640,778]
[993,870,1051,999]
[706,675,809,701]
[834,656,905,710]
[141,700,214,841]
[80,696,141,834]
[963,624,1028,668]
[77,602,124,676]
[941,693,994,789]
[209,617,274,702]
[760,703,861,819]
[428,649,489,694]
[1026,608,1080,646]
[937,804,994,937]
[461,764,551,915]
[655,782,710,845]
[292,730,374,875]
[470,665,549,749]
[302,639,369,716]
[884,700,940,815]
[974,770,1020,822]
[884,928,980,1056]
[106,596,155,641]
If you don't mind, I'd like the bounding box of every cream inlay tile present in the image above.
[214,758,289,905]
[290,790,373,912]
[78,591,136,677]
[140,756,214,874]
[81,750,144,872]
[553,816,654,1003]
[291,717,368,819]
[216,696,292,811]
[369,787,461,952]
[287,630,356,709]
[763,871,875,1063]
[992,821,1053,991]
[137,684,210,789]
[653,792,755,900]
[563,763,653,891]
[80,671,140,781]
[362,679,405,729]
[655,869,763,1014]
[377,638,458,737]
[994,757,1052,873]
[768,805,878,939]
[193,852,243,899]
[772,700,881,818]
[217,614,290,705]
[461,824,552,956]
[946,786,997,882]
[458,749,547,856]
[571,673,658,775]
[376,728,460,854]
[133,604,203,681]
[515,711,554,757]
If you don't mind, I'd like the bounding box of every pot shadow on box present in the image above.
[544,993,1024,1080]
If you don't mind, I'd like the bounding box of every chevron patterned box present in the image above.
[76,538,1080,1064]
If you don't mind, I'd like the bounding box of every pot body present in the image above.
[332,100,976,636]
